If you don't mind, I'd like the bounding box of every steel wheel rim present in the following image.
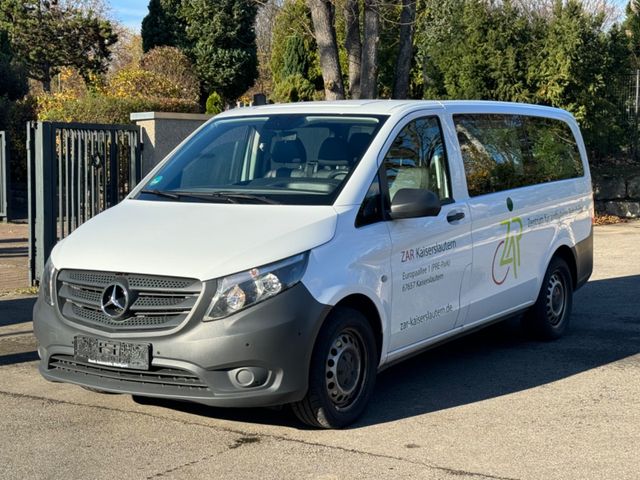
[546,272,566,326]
[324,328,367,410]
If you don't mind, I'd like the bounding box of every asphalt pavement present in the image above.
[0,222,638,480]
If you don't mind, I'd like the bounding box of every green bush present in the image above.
[38,94,200,124]
[205,91,224,114]
[139,46,200,102]
[272,74,316,103]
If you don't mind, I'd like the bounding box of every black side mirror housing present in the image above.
[390,188,441,220]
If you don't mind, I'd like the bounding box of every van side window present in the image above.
[383,117,451,204]
[454,114,584,197]
[525,116,584,183]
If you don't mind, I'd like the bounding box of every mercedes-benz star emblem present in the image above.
[101,283,130,319]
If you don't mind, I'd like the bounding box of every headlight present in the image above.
[41,258,57,307]
[204,253,308,321]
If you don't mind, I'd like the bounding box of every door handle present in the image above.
[447,211,465,223]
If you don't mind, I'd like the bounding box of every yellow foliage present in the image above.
[51,67,87,97]
[36,91,78,122]
[106,68,184,100]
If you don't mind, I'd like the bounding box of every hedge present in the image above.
[37,93,200,125]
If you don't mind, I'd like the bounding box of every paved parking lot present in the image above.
[0,222,29,295]
[0,222,638,480]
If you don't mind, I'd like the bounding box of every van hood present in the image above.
[51,199,338,280]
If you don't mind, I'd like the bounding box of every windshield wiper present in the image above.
[210,192,281,205]
[140,189,236,203]
[140,189,180,199]
[140,189,280,205]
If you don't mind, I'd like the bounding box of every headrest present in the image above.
[318,137,350,167]
[271,139,306,164]
[348,132,372,160]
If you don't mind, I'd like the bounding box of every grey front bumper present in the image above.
[33,283,330,407]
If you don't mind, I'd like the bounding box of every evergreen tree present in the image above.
[0,0,117,91]
[532,0,628,156]
[0,28,27,101]
[530,1,609,132]
[282,35,309,78]
[623,0,640,68]
[415,0,628,158]
[141,0,186,52]
[270,0,320,88]
[180,0,258,103]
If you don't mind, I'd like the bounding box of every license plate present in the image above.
[74,336,150,370]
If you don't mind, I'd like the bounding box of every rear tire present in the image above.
[523,257,573,340]
[292,307,377,429]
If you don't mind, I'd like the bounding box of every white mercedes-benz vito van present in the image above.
[34,101,593,428]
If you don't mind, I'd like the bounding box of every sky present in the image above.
[109,0,148,32]
[110,0,633,33]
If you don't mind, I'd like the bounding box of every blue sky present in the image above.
[109,0,148,31]
[111,0,632,33]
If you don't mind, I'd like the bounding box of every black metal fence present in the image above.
[28,122,142,283]
[609,70,640,160]
[0,131,8,220]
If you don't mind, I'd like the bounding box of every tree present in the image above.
[393,0,417,98]
[270,0,320,84]
[282,35,309,77]
[108,27,143,74]
[344,0,361,98]
[307,0,345,99]
[180,0,258,103]
[273,73,316,101]
[532,0,626,155]
[141,0,186,52]
[0,0,117,92]
[360,0,380,98]
[140,46,199,101]
[624,0,640,68]
[0,28,27,101]
[254,0,280,93]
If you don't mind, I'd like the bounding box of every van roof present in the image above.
[216,100,574,119]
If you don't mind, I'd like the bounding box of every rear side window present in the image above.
[454,114,584,197]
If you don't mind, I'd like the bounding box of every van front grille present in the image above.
[56,269,203,332]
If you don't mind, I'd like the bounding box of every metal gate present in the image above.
[0,131,8,220]
[28,122,142,283]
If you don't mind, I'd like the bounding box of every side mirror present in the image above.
[390,188,441,220]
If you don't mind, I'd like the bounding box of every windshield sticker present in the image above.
[492,217,523,285]
[149,175,163,186]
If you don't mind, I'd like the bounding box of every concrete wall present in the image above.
[130,112,212,175]
[593,174,640,218]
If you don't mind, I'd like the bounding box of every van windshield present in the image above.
[137,114,387,205]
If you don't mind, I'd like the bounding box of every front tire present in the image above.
[292,307,378,428]
[523,257,573,340]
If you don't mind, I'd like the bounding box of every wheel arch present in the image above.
[332,294,384,365]
[552,244,578,290]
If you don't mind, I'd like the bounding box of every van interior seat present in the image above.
[314,137,351,178]
[266,139,307,178]
[348,132,372,161]
[388,159,430,201]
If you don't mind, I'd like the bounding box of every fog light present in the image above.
[229,367,269,388]
[235,368,255,387]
